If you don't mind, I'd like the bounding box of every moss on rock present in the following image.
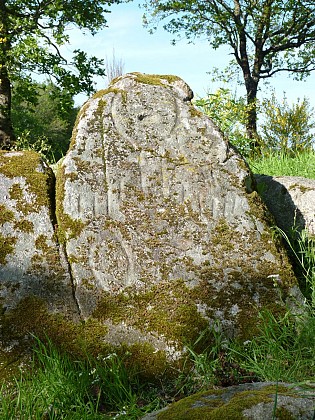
[130,72,181,86]
[55,165,85,242]
[94,279,209,346]
[0,204,14,225]
[0,233,17,264]
[0,295,175,384]
[0,151,54,214]
[153,383,315,420]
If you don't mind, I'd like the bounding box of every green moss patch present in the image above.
[55,165,85,242]
[128,73,181,86]
[0,295,174,384]
[0,204,14,225]
[0,151,55,215]
[157,385,297,420]
[93,279,209,346]
[92,87,127,104]
[0,233,17,264]
[13,219,34,233]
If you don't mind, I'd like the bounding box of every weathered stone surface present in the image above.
[142,382,315,419]
[255,175,315,237]
[0,151,79,317]
[56,72,299,356]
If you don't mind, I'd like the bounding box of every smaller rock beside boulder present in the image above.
[255,175,315,237]
[0,150,79,318]
[142,382,315,419]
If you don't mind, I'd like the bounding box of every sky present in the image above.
[64,2,315,109]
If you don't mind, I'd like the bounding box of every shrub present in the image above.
[260,92,315,154]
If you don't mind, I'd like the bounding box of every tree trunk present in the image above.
[244,77,261,154]
[0,64,15,149]
[0,0,15,149]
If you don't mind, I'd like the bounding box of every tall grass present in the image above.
[2,307,315,418]
[0,337,161,419]
[276,227,315,308]
[228,309,315,383]
[248,150,315,179]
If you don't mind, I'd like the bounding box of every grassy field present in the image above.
[1,151,315,419]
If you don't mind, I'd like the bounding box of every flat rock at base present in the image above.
[255,175,315,237]
[0,151,79,318]
[141,382,315,419]
[56,73,300,356]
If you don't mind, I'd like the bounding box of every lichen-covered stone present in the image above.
[255,175,315,237]
[142,382,315,419]
[56,72,300,358]
[0,151,79,318]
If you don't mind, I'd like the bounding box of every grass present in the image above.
[0,337,162,419]
[248,150,315,179]
[1,307,315,418]
[228,309,315,383]
[277,227,315,308]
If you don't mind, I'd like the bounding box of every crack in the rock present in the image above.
[62,242,83,320]
[49,166,83,320]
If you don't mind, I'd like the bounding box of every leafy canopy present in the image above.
[144,0,315,150]
[1,0,123,98]
[143,0,315,82]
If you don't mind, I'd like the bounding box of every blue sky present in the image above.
[66,2,315,109]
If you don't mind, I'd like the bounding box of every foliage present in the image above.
[11,81,78,163]
[195,88,255,157]
[196,89,315,158]
[3,0,121,95]
[248,150,315,179]
[0,0,123,148]
[143,0,315,147]
[260,93,315,154]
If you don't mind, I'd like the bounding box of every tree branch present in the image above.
[260,62,315,78]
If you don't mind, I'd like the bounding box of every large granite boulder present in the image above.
[0,150,79,318]
[255,175,315,237]
[142,382,315,419]
[55,73,300,358]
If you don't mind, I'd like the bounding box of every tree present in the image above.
[0,0,122,149]
[143,0,315,151]
[11,81,78,163]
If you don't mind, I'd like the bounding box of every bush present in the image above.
[260,92,315,154]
